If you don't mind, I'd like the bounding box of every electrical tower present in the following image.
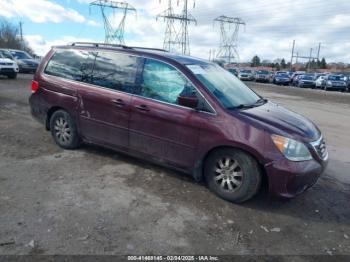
[157,0,196,55]
[90,0,136,44]
[290,40,322,71]
[214,15,245,64]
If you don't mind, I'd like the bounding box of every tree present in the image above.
[0,19,34,55]
[251,55,261,67]
[320,57,327,69]
[280,58,286,69]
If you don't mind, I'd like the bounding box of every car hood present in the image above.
[0,58,14,63]
[18,59,39,64]
[234,102,320,142]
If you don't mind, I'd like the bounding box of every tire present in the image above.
[204,148,262,203]
[49,110,80,149]
[7,73,17,79]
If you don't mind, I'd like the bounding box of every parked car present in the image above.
[9,49,39,73]
[227,68,238,77]
[272,72,290,85]
[29,42,328,203]
[238,69,254,81]
[297,74,316,88]
[290,72,305,86]
[0,49,19,79]
[323,74,347,91]
[315,75,327,89]
[254,70,270,83]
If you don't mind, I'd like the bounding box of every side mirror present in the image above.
[178,95,198,109]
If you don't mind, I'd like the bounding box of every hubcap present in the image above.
[54,117,71,144]
[214,157,243,192]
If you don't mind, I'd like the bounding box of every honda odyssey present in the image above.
[29,43,328,203]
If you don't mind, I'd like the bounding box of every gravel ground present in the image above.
[0,74,349,257]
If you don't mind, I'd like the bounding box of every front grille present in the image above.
[0,62,13,66]
[311,136,328,160]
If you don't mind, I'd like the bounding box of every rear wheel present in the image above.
[49,110,80,149]
[204,148,262,203]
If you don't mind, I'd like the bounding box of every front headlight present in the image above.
[326,81,332,86]
[271,134,312,161]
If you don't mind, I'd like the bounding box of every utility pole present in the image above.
[214,15,245,64]
[157,0,196,55]
[90,0,136,44]
[19,21,23,50]
[308,48,313,71]
[290,39,295,71]
[317,42,321,60]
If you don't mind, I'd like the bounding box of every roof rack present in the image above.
[130,46,168,52]
[69,42,132,49]
[69,42,168,52]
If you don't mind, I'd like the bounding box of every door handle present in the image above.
[135,104,150,111]
[111,99,124,107]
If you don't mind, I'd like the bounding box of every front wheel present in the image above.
[204,148,262,203]
[49,110,80,149]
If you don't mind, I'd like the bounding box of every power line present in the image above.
[213,15,245,64]
[157,0,196,55]
[90,0,136,44]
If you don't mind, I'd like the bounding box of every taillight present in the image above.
[31,80,39,93]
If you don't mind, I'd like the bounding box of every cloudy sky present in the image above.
[1,0,350,63]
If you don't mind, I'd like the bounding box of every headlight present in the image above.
[271,134,312,161]
[326,81,332,86]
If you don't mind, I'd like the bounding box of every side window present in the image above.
[91,51,140,93]
[139,59,196,105]
[45,50,94,82]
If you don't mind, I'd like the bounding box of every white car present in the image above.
[0,49,19,79]
[315,75,326,89]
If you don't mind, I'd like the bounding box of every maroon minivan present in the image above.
[29,42,328,203]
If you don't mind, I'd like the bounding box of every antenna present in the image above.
[213,15,245,64]
[90,0,136,44]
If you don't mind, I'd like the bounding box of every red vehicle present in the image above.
[29,43,328,203]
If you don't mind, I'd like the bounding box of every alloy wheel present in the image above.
[214,157,243,192]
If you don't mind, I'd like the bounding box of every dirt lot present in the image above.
[0,74,349,257]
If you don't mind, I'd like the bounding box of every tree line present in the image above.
[0,19,34,55]
[251,55,327,70]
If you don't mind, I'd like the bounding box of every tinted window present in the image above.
[10,51,32,59]
[139,59,196,105]
[45,50,94,82]
[91,51,140,93]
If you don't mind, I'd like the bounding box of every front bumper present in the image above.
[265,157,328,198]
[19,64,38,72]
[0,67,18,74]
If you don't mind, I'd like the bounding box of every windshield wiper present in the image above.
[227,98,268,110]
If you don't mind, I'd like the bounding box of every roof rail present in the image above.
[69,42,132,49]
[130,46,168,52]
[69,42,168,52]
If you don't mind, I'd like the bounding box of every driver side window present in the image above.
[139,59,196,105]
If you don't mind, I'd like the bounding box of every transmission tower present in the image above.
[157,0,196,55]
[90,0,136,44]
[214,15,245,64]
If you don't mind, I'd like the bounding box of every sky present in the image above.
[0,0,350,63]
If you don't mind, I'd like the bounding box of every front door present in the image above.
[129,58,208,169]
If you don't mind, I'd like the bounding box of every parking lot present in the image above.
[0,74,349,256]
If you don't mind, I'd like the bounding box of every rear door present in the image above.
[129,58,212,170]
[78,51,142,149]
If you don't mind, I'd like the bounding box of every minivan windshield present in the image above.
[187,64,262,109]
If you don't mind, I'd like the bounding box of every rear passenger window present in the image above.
[91,51,141,93]
[45,50,94,82]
